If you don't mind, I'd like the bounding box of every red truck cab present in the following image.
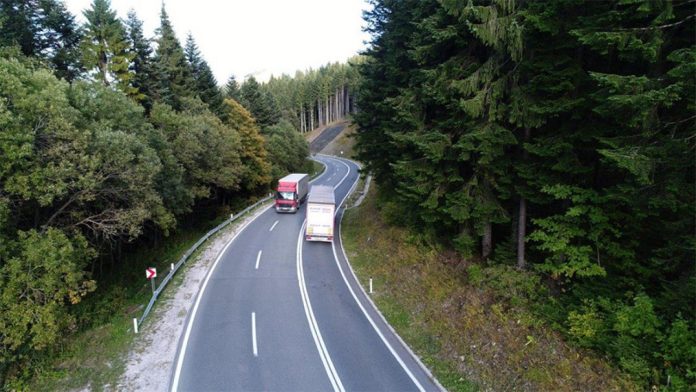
[275,173,309,213]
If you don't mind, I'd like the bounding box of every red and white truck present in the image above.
[305,185,336,242]
[275,173,309,213]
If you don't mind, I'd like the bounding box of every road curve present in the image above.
[170,154,441,391]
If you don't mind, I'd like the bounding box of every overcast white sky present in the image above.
[64,0,371,84]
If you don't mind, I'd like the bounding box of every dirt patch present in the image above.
[116,204,271,391]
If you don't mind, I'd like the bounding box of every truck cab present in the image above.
[275,173,309,213]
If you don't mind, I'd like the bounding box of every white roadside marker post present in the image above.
[133,318,138,334]
[369,278,373,294]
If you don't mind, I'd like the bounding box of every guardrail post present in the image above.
[134,195,273,331]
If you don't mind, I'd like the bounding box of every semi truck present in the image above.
[275,173,309,213]
[305,185,336,242]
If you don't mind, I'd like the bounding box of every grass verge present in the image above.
[341,185,637,391]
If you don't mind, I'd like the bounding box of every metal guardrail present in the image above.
[134,195,273,332]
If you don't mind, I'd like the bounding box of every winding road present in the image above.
[170,153,441,391]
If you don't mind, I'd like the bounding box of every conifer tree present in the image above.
[125,9,155,109]
[224,75,241,101]
[240,75,277,129]
[356,0,695,386]
[0,0,83,81]
[152,4,193,111]
[184,33,225,119]
[81,0,133,93]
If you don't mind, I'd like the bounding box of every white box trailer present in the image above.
[305,185,336,242]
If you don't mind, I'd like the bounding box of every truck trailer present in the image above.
[275,173,309,213]
[305,185,336,242]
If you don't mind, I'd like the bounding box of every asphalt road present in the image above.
[310,123,349,154]
[170,154,441,391]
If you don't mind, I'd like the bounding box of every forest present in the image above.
[0,0,361,385]
[355,0,694,389]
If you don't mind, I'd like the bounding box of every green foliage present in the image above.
[222,98,272,193]
[184,33,226,120]
[0,228,96,376]
[261,60,361,132]
[151,5,194,111]
[150,98,245,203]
[358,0,695,387]
[263,120,310,179]
[466,264,544,307]
[239,76,278,129]
[0,0,83,81]
[125,10,155,109]
[0,0,291,386]
[81,0,133,93]
[224,75,241,101]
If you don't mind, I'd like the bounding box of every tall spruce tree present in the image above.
[152,4,193,111]
[0,0,82,81]
[184,33,225,119]
[81,0,133,93]
[224,75,241,101]
[240,75,277,129]
[125,9,155,109]
[357,0,695,387]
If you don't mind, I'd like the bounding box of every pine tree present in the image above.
[0,0,83,81]
[224,75,241,101]
[152,4,193,111]
[0,0,37,55]
[240,75,277,129]
[81,0,133,93]
[125,9,155,109]
[184,33,225,119]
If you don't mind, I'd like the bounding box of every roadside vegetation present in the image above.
[0,0,332,387]
[343,187,637,391]
[354,1,694,390]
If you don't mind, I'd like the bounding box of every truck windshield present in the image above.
[276,191,295,200]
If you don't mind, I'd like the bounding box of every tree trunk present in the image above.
[517,126,531,269]
[335,89,340,120]
[482,222,493,259]
[99,49,109,86]
[517,198,527,269]
[325,96,330,124]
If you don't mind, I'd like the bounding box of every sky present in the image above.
[64,0,371,84]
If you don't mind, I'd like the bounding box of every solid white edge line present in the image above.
[331,232,426,392]
[314,155,351,191]
[297,220,344,392]
[255,250,262,270]
[172,159,334,392]
[269,220,279,232]
[252,312,258,357]
[328,155,430,392]
[171,204,272,392]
